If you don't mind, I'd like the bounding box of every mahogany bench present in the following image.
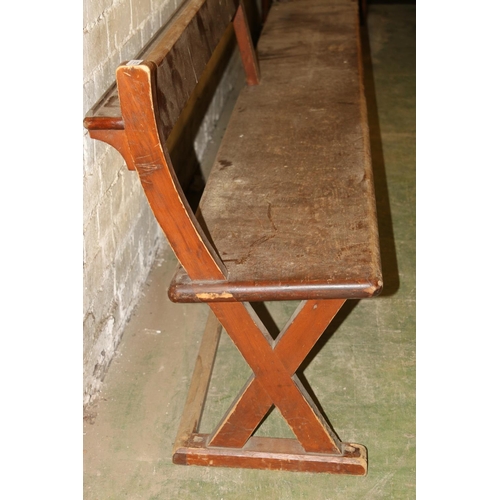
[84,0,382,475]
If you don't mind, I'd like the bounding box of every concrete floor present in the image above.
[83,4,416,498]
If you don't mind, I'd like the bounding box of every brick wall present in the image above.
[83,0,251,407]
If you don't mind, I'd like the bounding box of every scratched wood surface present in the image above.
[170,0,382,302]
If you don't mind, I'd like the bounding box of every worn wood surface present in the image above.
[167,22,236,188]
[154,0,236,144]
[170,0,382,302]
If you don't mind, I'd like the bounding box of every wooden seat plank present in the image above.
[169,0,382,302]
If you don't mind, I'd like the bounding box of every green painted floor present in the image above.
[83,4,416,498]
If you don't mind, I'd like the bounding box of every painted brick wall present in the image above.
[83,0,246,407]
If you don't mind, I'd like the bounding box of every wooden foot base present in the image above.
[174,434,367,474]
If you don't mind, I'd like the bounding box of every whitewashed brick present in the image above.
[100,50,121,92]
[149,6,162,35]
[83,0,113,30]
[83,132,96,176]
[83,76,96,117]
[107,0,132,51]
[99,147,123,194]
[97,188,114,239]
[93,137,110,168]
[160,0,179,25]
[83,311,96,358]
[83,314,116,405]
[97,196,117,263]
[83,209,100,266]
[117,258,141,314]
[83,170,102,223]
[88,64,114,114]
[89,270,117,332]
[83,248,106,313]
[131,0,152,31]
[110,168,125,219]
[114,236,135,287]
[83,17,109,76]
[141,19,153,46]
[121,185,149,231]
[121,164,141,197]
[119,29,143,62]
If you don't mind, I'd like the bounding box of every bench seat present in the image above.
[169,0,382,303]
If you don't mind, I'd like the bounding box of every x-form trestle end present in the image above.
[172,299,367,474]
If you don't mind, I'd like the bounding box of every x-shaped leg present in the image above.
[208,299,345,454]
[173,298,368,473]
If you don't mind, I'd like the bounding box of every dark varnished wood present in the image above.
[261,0,271,23]
[153,0,237,143]
[83,84,123,131]
[172,301,367,474]
[169,269,382,302]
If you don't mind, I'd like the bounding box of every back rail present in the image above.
[84,0,259,282]
[84,0,238,135]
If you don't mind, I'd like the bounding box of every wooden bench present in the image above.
[84,0,382,475]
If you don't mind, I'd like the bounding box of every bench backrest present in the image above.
[84,0,259,283]
[84,0,257,139]
[85,0,235,131]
